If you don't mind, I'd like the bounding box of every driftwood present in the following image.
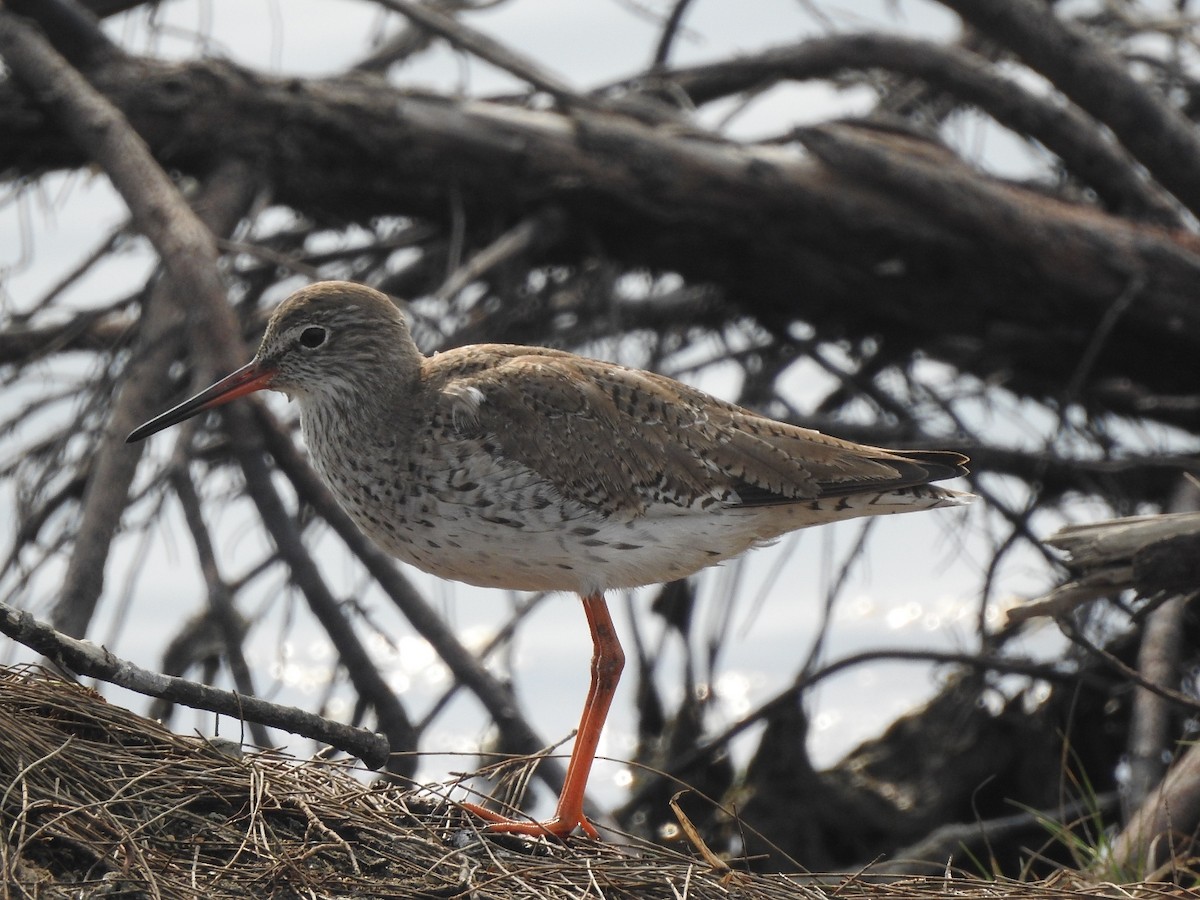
[1009,504,1200,879]
[0,666,1184,899]
[1010,512,1200,621]
[4,4,1200,434]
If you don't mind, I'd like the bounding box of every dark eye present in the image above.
[299,326,326,348]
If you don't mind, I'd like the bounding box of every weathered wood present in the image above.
[3,53,1200,419]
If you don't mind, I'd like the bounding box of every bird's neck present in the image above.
[295,364,415,460]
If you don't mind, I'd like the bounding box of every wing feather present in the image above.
[434,348,966,516]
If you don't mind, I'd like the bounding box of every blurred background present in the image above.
[2,0,1199,878]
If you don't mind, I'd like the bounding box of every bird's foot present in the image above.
[459,800,599,839]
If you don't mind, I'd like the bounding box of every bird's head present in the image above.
[127,281,417,442]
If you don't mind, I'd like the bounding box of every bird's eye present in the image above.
[299,326,327,349]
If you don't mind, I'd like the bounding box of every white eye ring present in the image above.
[299,326,327,349]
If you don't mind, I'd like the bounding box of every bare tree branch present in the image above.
[939,0,1200,217]
[0,599,390,767]
[632,32,1179,223]
[3,52,1199,416]
[0,5,418,772]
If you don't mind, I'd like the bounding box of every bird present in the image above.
[127,280,971,839]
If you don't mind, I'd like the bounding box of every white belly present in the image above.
[304,418,965,596]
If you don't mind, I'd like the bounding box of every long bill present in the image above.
[126,360,276,443]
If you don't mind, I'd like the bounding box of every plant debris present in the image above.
[0,666,1184,899]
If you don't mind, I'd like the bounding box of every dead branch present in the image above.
[940,0,1200,216]
[0,608,389,766]
[0,5,418,771]
[2,50,1199,419]
[634,33,1178,223]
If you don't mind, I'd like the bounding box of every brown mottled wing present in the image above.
[437,349,966,516]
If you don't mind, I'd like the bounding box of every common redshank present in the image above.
[128,281,971,838]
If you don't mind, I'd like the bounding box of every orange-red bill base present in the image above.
[126,360,276,443]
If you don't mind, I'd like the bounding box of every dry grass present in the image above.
[0,665,1183,899]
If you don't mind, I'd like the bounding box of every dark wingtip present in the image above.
[729,448,969,508]
[902,450,970,482]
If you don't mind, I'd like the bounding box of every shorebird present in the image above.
[128,281,971,839]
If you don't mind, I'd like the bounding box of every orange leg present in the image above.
[461,591,625,839]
